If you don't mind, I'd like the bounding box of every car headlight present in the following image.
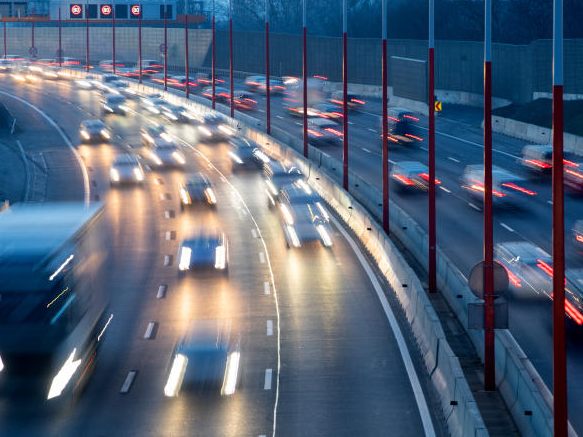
[266,179,278,196]
[165,112,178,121]
[164,353,188,397]
[317,224,333,247]
[181,110,196,120]
[110,168,120,182]
[0,354,4,373]
[178,247,192,271]
[215,245,227,269]
[80,130,90,140]
[198,126,212,137]
[286,225,301,248]
[228,151,244,164]
[149,152,162,166]
[253,149,270,164]
[101,129,111,139]
[218,124,235,136]
[47,349,82,400]
[104,105,113,112]
[119,105,129,112]
[179,188,191,205]
[172,151,186,165]
[205,188,217,205]
[133,167,144,181]
[160,132,173,142]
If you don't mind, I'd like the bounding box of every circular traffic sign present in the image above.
[130,4,141,16]
[71,4,82,16]
[29,46,38,57]
[468,261,509,300]
[101,4,112,16]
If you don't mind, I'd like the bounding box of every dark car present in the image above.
[164,320,240,397]
[80,119,110,143]
[307,118,344,147]
[390,161,441,192]
[494,241,552,295]
[380,108,423,145]
[329,91,366,111]
[109,153,145,186]
[102,94,128,115]
[201,86,230,103]
[197,113,236,142]
[178,231,228,272]
[141,123,171,148]
[147,140,186,168]
[228,137,270,170]
[179,173,217,209]
[264,161,304,207]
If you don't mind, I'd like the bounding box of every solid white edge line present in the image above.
[331,215,436,437]
[0,90,91,205]
[264,368,273,390]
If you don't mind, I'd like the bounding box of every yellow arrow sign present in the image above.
[435,100,442,112]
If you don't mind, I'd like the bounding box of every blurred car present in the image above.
[195,72,225,87]
[390,161,441,192]
[197,113,236,142]
[461,164,537,208]
[10,68,39,83]
[0,59,13,72]
[228,137,270,170]
[564,269,583,326]
[233,91,257,111]
[106,80,138,98]
[164,320,240,397]
[307,118,344,147]
[380,108,423,145]
[564,162,583,193]
[264,161,304,207]
[280,180,330,222]
[244,75,285,94]
[141,123,172,148]
[75,74,100,89]
[147,140,186,168]
[285,104,321,118]
[80,119,110,143]
[57,57,82,67]
[177,231,228,272]
[97,74,122,92]
[166,75,198,91]
[138,59,163,75]
[329,91,366,111]
[102,94,129,115]
[494,241,552,295]
[520,144,553,174]
[39,66,60,80]
[160,103,192,123]
[109,153,145,186]
[98,59,127,72]
[201,86,230,103]
[277,189,333,248]
[141,94,168,115]
[179,173,217,209]
[311,103,344,122]
[116,66,141,79]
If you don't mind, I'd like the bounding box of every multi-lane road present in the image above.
[0,75,441,435]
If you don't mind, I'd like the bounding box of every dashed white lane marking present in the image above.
[264,369,273,390]
[331,216,436,437]
[448,156,460,163]
[144,321,157,339]
[259,252,266,264]
[295,122,303,126]
[367,128,377,133]
[276,115,284,119]
[388,159,396,164]
[439,186,452,193]
[266,320,273,336]
[164,210,172,219]
[251,229,258,239]
[264,281,271,295]
[258,109,265,113]
[547,200,553,205]
[362,147,372,154]
[348,121,354,125]
[165,231,172,240]
[120,371,137,394]
[468,202,481,211]
[157,285,167,299]
[500,223,515,233]
[420,146,429,152]
[163,255,171,266]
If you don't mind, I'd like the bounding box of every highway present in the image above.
[0,75,440,436]
[224,80,583,433]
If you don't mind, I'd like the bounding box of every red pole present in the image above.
[229,7,234,118]
[3,21,6,59]
[164,7,168,91]
[138,12,142,83]
[58,8,62,67]
[85,4,90,71]
[552,0,567,434]
[185,15,189,99]
[342,0,349,191]
[381,0,389,234]
[265,5,271,134]
[112,5,116,74]
[31,21,35,57]
[428,0,436,293]
[211,7,216,109]
[302,4,308,158]
[483,0,495,392]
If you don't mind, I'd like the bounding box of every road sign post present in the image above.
[3,21,6,59]
[85,2,90,71]
[31,21,35,58]
[184,14,189,99]
[428,0,436,293]
[138,7,142,83]
[58,8,62,67]
[302,0,308,158]
[342,0,349,191]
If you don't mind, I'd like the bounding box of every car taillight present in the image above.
[403,114,420,122]
[387,116,400,122]
[503,266,522,288]
[524,159,552,169]
[392,174,414,186]
[308,129,323,138]
[536,259,554,277]
[469,184,506,197]
[418,173,441,184]
[501,182,537,196]
[324,128,343,138]
[351,98,365,105]
[577,234,583,243]
[566,168,583,180]
[405,133,424,142]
